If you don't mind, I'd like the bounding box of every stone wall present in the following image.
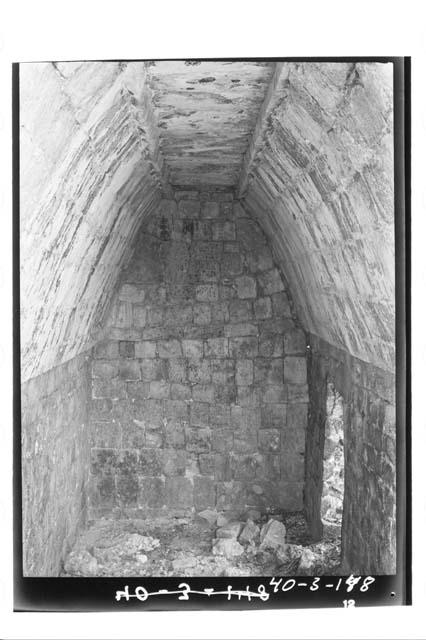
[305,334,396,574]
[88,190,309,519]
[21,352,91,576]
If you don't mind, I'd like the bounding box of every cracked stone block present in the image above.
[138,477,165,508]
[119,341,135,358]
[135,341,157,358]
[235,359,254,386]
[194,475,215,510]
[229,299,253,322]
[258,269,285,295]
[165,477,193,509]
[196,284,219,302]
[284,329,306,355]
[204,337,229,358]
[235,275,257,299]
[212,220,236,241]
[258,429,281,453]
[181,339,203,359]
[254,296,272,320]
[157,339,182,359]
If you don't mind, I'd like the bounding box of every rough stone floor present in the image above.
[62,510,342,577]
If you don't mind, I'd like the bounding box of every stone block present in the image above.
[263,385,287,404]
[162,448,186,476]
[168,358,187,383]
[271,291,292,317]
[165,477,193,509]
[121,419,145,449]
[190,401,210,426]
[231,454,259,481]
[212,429,233,454]
[237,386,262,407]
[165,304,192,327]
[118,360,141,381]
[119,341,135,358]
[93,376,126,400]
[135,341,157,358]
[204,337,229,358]
[187,358,211,384]
[193,384,215,403]
[221,252,243,277]
[175,190,199,201]
[146,306,163,327]
[274,481,304,511]
[145,427,164,449]
[259,318,290,336]
[164,420,186,449]
[258,429,281,453]
[157,339,182,359]
[235,275,257,299]
[138,448,163,476]
[116,449,139,474]
[181,339,203,359]
[178,199,200,217]
[193,303,211,325]
[256,453,281,480]
[239,520,260,545]
[211,301,230,324]
[149,381,170,400]
[210,404,231,427]
[214,382,237,404]
[163,399,189,420]
[185,427,211,453]
[133,398,163,428]
[233,428,258,454]
[132,304,147,328]
[212,220,236,241]
[170,383,191,400]
[198,453,216,475]
[286,403,308,434]
[91,422,122,449]
[254,358,284,385]
[281,453,305,482]
[90,448,118,476]
[201,201,220,219]
[219,283,237,300]
[225,323,258,338]
[118,284,145,303]
[259,519,286,551]
[194,475,216,510]
[195,283,219,302]
[258,269,285,295]
[261,404,287,429]
[110,301,133,328]
[235,359,254,386]
[140,358,168,382]
[254,296,272,320]
[108,327,141,341]
[92,360,118,379]
[90,474,116,509]
[258,335,283,358]
[216,521,243,539]
[286,384,309,403]
[116,473,139,507]
[216,481,246,511]
[138,477,165,508]
[214,453,233,481]
[284,329,306,355]
[229,299,253,322]
[209,357,234,384]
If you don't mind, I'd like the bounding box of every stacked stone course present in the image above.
[89,190,309,518]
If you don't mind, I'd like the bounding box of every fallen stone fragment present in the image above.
[122,533,160,554]
[216,522,243,539]
[196,509,218,526]
[259,519,286,552]
[239,520,260,545]
[136,553,148,564]
[276,543,303,566]
[245,509,262,522]
[216,511,240,527]
[64,550,98,576]
[298,548,317,573]
[212,538,244,558]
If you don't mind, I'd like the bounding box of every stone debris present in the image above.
[216,522,243,539]
[212,538,244,558]
[172,556,198,572]
[245,509,262,522]
[298,548,318,573]
[259,519,286,552]
[239,520,260,545]
[64,549,98,576]
[196,509,218,526]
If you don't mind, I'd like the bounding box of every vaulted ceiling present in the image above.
[20,60,395,381]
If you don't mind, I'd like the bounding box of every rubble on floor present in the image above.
[62,511,342,577]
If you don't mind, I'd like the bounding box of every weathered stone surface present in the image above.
[239,520,260,545]
[259,519,286,552]
[212,538,244,558]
